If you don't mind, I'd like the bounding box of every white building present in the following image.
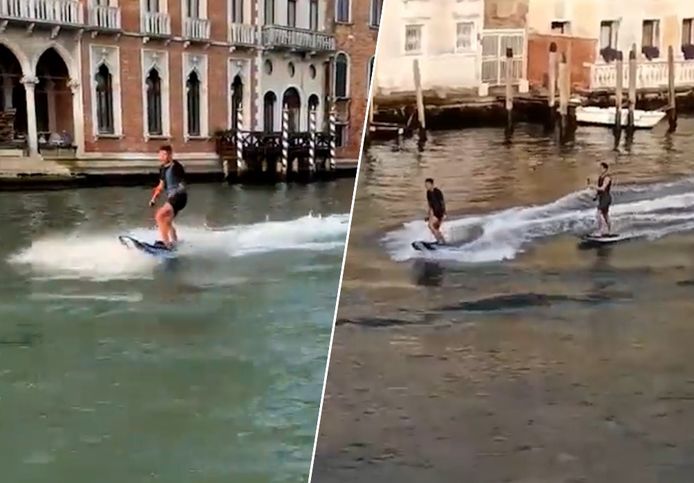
[373,0,486,95]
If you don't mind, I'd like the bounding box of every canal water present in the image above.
[0,180,353,483]
[313,119,694,482]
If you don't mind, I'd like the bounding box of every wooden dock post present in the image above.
[505,47,514,133]
[667,44,677,132]
[614,51,624,144]
[236,107,245,176]
[558,52,569,139]
[547,42,557,129]
[281,105,289,177]
[329,105,336,171]
[412,58,427,147]
[308,107,316,173]
[627,44,637,133]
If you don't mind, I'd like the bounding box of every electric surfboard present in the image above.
[577,233,631,248]
[119,235,177,258]
[412,240,443,251]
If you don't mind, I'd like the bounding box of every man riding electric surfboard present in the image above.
[149,145,187,249]
[588,162,612,236]
[425,178,446,244]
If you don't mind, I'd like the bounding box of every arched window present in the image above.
[334,53,348,98]
[146,68,162,135]
[307,94,319,129]
[186,70,201,136]
[231,75,243,129]
[367,56,375,92]
[95,64,114,134]
[263,91,276,132]
[282,87,301,132]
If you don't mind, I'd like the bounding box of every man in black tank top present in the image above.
[425,178,446,244]
[591,162,612,236]
[149,145,188,248]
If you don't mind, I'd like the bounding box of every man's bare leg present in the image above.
[428,217,446,244]
[155,205,174,246]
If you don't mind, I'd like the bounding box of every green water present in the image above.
[0,181,353,483]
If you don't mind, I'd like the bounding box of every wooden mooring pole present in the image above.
[627,44,637,133]
[412,58,427,149]
[614,51,624,145]
[547,42,557,130]
[667,44,678,132]
[505,47,514,134]
[558,52,569,139]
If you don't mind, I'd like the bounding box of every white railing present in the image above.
[183,16,210,40]
[229,22,258,45]
[88,5,120,30]
[0,0,83,25]
[262,25,335,52]
[590,60,694,89]
[142,11,170,36]
[481,29,527,86]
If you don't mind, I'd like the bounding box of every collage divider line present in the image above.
[306,4,388,480]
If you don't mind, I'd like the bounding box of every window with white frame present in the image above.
[182,54,207,138]
[310,0,318,29]
[264,0,274,24]
[186,0,200,17]
[334,53,349,98]
[684,18,694,46]
[599,20,618,50]
[405,25,422,54]
[642,19,660,48]
[145,0,160,12]
[90,45,122,137]
[336,0,349,23]
[287,0,296,27]
[370,0,382,27]
[95,64,114,134]
[455,22,474,52]
[231,0,243,22]
[142,51,169,138]
[145,68,163,135]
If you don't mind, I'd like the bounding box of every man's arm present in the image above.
[150,180,164,206]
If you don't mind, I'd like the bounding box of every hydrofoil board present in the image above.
[577,233,631,248]
[119,235,177,258]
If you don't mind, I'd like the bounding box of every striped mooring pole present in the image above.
[236,107,244,172]
[281,105,289,174]
[329,105,336,171]
[309,107,316,172]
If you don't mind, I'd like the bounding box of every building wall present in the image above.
[331,0,378,160]
[484,0,528,28]
[373,0,484,94]
[526,0,694,60]
[526,34,596,90]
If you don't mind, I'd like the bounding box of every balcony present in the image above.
[261,25,335,53]
[87,5,120,32]
[183,16,209,42]
[141,10,170,40]
[590,59,694,90]
[0,0,84,30]
[229,22,259,47]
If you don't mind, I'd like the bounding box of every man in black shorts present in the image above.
[149,145,187,248]
[590,162,612,236]
[425,178,446,244]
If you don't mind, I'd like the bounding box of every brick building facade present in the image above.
[0,0,351,172]
[328,0,380,160]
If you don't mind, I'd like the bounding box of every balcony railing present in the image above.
[0,0,83,26]
[141,11,170,37]
[590,59,694,90]
[87,5,120,31]
[262,25,335,52]
[183,16,209,40]
[229,22,259,46]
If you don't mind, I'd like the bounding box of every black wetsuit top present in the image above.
[159,160,187,215]
[427,188,446,219]
[597,174,612,209]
